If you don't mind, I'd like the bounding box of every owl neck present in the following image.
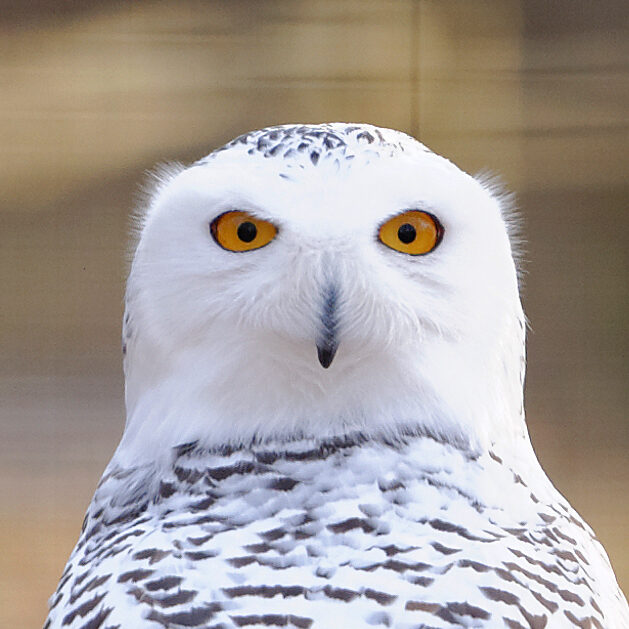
[94,428,553,537]
[115,306,531,471]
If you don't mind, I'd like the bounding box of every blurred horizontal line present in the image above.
[521,65,629,76]
[0,71,525,84]
[1,126,626,145]
[522,124,629,138]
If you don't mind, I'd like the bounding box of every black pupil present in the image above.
[237,221,257,243]
[397,223,416,244]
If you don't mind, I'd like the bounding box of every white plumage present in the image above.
[46,123,628,628]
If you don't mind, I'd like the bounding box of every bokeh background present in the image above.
[1,1,627,626]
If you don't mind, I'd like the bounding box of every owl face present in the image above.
[123,125,525,456]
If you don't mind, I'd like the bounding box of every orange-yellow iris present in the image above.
[378,210,442,255]
[210,211,277,252]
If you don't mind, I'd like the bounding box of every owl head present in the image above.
[118,123,526,465]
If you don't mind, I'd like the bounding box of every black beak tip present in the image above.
[317,344,337,369]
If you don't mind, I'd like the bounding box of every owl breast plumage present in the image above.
[46,434,625,628]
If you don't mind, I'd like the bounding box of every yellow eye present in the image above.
[378,210,443,255]
[210,210,278,252]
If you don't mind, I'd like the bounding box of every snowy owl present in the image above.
[45,123,628,629]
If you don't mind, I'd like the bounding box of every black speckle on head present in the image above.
[199,123,427,171]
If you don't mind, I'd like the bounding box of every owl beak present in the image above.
[317,342,337,369]
[316,284,339,369]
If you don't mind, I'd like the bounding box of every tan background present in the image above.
[1,1,627,626]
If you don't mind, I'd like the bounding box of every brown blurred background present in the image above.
[1,1,627,626]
